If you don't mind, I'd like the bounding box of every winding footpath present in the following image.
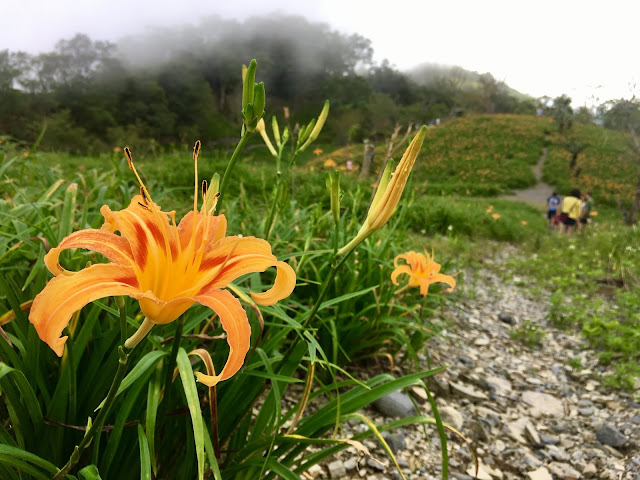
[501,148,556,209]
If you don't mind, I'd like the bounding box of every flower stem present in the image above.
[216,132,253,214]
[264,174,283,240]
[53,346,130,480]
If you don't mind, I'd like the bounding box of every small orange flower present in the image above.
[29,143,296,387]
[492,213,500,219]
[313,148,323,155]
[486,205,493,213]
[521,220,527,225]
[324,158,337,168]
[391,251,456,296]
[113,147,122,153]
[590,211,598,216]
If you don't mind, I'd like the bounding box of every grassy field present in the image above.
[1,113,639,479]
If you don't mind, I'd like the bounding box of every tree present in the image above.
[552,94,574,133]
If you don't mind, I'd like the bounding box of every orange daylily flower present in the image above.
[491,213,500,219]
[521,220,527,225]
[313,148,323,155]
[29,142,296,387]
[324,158,337,168]
[486,205,493,213]
[590,211,598,216]
[391,251,456,296]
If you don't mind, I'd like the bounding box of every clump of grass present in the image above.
[509,319,546,348]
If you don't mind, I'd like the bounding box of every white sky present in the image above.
[2,0,639,107]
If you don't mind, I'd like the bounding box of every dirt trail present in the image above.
[500,148,555,209]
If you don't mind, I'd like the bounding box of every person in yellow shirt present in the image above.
[560,188,581,235]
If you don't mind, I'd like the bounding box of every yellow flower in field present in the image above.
[324,158,337,168]
[492,213,500,219]
[313,148,323,155]
[521,220,527,225]
[486,205,493,213]
[590,211,598,216]
[391,251,456,296]
[29,142,296,387]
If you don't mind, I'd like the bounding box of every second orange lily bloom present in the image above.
[391,251,456,296]
[29,142,296,386]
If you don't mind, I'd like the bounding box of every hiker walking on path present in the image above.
[546,191,561,228]
[559,188,582,236]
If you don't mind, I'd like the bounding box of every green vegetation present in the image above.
[2,83,640,480]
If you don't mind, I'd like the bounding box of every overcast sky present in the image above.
[2,0,639,107]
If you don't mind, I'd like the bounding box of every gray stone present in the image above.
[439,405,464,431]
[366,457,386,471]
[449,381,489,402]
[372,391,417,418]
[328,460,346,479]
[521,391,565,416]
[342,458,357,471]
[578,407,594,416]
[547,462,580,480]
[498,313,515,325]
[596,424,628,448]
[539,433,559,445]
[381,432,406,454]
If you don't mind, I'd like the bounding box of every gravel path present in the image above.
[307,253,640,480]
[500,148,556,208]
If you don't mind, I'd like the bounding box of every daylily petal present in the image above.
[177,211,227,252]
[100,195,179,270]
[44,229,134,275]
[29,264,141,356]
[390,265,413,286]
[191,289,251,387]
[194,236,292,295]
[138,296,195,325]
[430,273,456,292]
[250,261,296,306]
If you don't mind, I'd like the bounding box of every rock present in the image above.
[343,458,357,471]
[372,392,417,418]
[474,337,490,347]
[595,424,627,448]
[381,432,406,454]
[366,457,386,471]
[409,385,428,404]
[521,391,565,416]
[484,375,512,396]
[521,452,543,470]
[449,381,489,402]
[498,313,515,325]
[428,375,450,396]
[547,462,580,480]
[526,466,553,480]
[466,463,492,480]
[308,464,324,478]
[439,406,464,431]
[524,421,541,445]
[539,433,559,445]
[328,460,346,479]
[582,462,597,478]
[578,407,594,416]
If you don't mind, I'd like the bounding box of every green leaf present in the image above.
[202,418,222,480]
[137,425,151,480]
[318,285,378,311]
[145,360,163,475]
[78,464,103,480]
[176,348,205,480]
[0,445,58,474]
[96,351,166,410]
